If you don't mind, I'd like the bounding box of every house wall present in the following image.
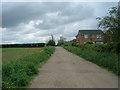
[76,33,104,44]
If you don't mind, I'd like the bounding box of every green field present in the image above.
[2,48,43,63]
[2,47,55,88]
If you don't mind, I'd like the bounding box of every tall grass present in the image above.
[63,46,119,75]
[2,47,55,88]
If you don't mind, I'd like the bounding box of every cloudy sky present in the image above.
[1,2,118,44]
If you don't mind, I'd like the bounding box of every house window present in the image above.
[92,34,94,38]
[84,34,88,38]
[96,35,102,38]
[96,35,102,40]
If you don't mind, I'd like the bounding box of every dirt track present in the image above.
[30,47,118,88]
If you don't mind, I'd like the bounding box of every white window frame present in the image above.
[96,35,102,39]
[84,34,88,38]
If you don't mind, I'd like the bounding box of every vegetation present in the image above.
[2,47,55,88]
[47,35,56,46]
[1,43,45,48]
[57,36,66,46]
[2,48,43,63]
[47,40,55,46]
[85,41,94,44]
[63,42,119,76]
[96,6,120,42]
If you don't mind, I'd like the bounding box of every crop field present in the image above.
[2,47,55,88]
[2,48,43,63]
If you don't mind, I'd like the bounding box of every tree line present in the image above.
[1,43,45,48]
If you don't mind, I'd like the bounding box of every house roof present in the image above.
[79,30,103,34]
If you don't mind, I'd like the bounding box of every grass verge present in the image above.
[63,46,119,76]
[2,47,55,88]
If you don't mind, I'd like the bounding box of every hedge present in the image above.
[1,43,45,48]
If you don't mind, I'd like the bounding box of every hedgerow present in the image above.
[1,43,45,48]
[63,42,119,75]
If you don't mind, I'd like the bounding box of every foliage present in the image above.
[57,36,66,46]
[96,6,120,42]
[62,42,72,46]
[63,42,119,75]
[1,43,45,48]
[2,47,55,88]
[63,45,119,75]
[85,41,94,44]
[64,42,119,53]
[93,42,119,53]
[47,40,55,46]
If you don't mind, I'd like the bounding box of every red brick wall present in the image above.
[76,33,104,44]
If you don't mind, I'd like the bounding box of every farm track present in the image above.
[30,47,118,88]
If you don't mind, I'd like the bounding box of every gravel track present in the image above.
[30,47,118,88]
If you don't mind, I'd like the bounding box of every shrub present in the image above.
[85,41,94,44]
[93,43,106,52]
[63,42,72,46]
[93,42,119,53]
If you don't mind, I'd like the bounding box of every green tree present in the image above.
[96,6,120,42]
[57,36,66,46]
[47,40,55,46]
[47,35,55,46]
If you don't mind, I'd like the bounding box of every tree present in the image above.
[96,6,120,42]
[47,40,55,46]
[57,36,66,46]
[47,35,55,46]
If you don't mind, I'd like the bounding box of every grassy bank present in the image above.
[2,47,55,88]
[63,45,119,76]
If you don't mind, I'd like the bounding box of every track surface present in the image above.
[30,47,118,88]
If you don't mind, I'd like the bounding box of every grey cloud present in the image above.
[2,2,69,28]
[35,4,94,30]
[35,26,65,37]
[2,2,117,44]
[2,2,94,29]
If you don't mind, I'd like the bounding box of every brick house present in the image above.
[76,30,105,44]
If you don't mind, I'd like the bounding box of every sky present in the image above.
[1,2,118,44]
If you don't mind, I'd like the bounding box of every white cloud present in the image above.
[1,2,118,44]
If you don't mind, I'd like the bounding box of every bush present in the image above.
[2,47,55,88]
[93,43,106,52]
[63,42,72,46]
[85,41,94,44]
[93,42,118,53]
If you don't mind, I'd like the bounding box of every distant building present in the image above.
[76,30,105,44]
